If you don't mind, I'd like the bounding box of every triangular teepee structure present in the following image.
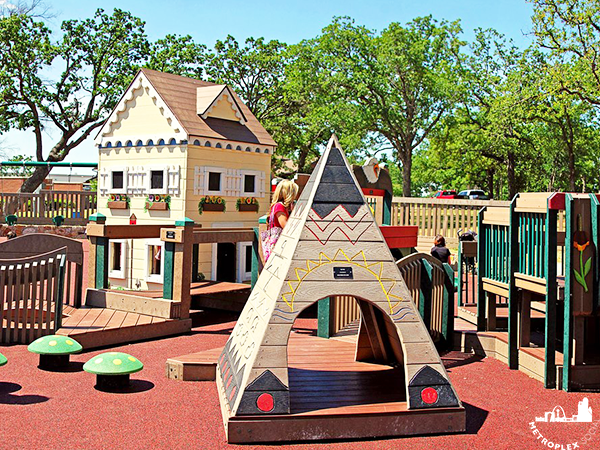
[217,135,461,418]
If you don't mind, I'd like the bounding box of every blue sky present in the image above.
[2,0,536,173]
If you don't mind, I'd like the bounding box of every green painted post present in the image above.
[251,227,260,288]
[590,194,600,313]
[163,241,175,300]
[89,213,108,290]
[419,260,433,327]
[477,208,486,331]
[383,191,392,226]
[442,262,455,349]
[563,194,574,391]
[507,195,519,370]
[544,207,558,389]
[317,297,332,338]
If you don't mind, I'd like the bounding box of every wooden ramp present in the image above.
[57,307,191,349]
[167,332,465,443]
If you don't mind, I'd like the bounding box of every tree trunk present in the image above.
[507,152,517,200]
[567,143,576,192]
[486,169,494,199]
[400,153,412,197]
[19,166,51,193]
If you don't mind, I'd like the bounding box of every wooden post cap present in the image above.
[89,213,107,224]
[175,217,195,227]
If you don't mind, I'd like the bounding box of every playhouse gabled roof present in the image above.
[141,69,275,146]
[96,68,276,147]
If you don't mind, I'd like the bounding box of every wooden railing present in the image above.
[0,190,97,226]
[0,234,84,308]
[0,248,66,344]
[391,197,509,244]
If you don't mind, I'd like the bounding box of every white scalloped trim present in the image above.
[95,72,185,145]
[200,87,246,125]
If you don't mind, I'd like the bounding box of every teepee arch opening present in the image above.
[283,294,407,414]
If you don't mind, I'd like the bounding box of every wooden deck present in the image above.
[108,281,251,312]
[167,331,465,443]
[57,307,191,349]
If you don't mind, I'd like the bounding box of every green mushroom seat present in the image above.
[83,352,143,389]
[28,335,82,370]
[0,353,7,366]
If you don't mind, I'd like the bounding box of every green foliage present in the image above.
[0,155,34,176]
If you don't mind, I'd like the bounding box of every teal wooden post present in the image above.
[457,241,464,307]
[383,191,392,226]
[419,260,433,326]
[251,227,260,288]
[544,206,558,389]
[563,194,574,391]
[477,208,486,331]
[507,195,519,370]
[442,262,455,349]
[89,213,108,290]
[317,297,332,338]
[163,241,175,300]
[590,194,600,313]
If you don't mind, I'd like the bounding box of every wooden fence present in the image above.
[391,197,509,245]
[0,234,84,308]
[0,248,66,344]
[0,190,97,226]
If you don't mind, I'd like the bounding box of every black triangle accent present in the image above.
[409,365,449,387]
[325,147,346,166]
[245,369,289,391]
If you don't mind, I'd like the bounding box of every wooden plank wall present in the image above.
[0,190,96,225]
[0,250,66,344]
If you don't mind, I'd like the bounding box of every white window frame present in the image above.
[205,167,226,195]
[240,170,260,196]
[238,241,253,282]
[108,239,127,279]
[146,166,169,195]
[145,238,165,284]
[109,168,127,194]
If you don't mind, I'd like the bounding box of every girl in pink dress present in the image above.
[261,180,298,262]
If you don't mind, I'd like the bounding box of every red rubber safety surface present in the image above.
[0,315,599,449]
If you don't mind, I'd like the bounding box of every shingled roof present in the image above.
[105,68,276,147]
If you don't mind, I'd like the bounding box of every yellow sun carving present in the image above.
[281,249,405,313]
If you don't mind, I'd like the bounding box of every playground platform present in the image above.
[167,330,465,443]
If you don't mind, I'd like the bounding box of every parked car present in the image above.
[433,190,458,199]
[458,189,490,200]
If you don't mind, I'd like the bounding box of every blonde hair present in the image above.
[271,179,299,209]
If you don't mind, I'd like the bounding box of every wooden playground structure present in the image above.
[456,192,600,391]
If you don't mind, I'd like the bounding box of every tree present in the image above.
[145,34,207,78]
[0,9,148,193]
[310,16,465,196]
[531,0,600,106]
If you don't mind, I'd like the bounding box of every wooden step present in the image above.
[57,306,191,349]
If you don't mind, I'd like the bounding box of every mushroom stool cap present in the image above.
[28,335,83,355]
[0,353,7,366]
[83,352,143,375]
